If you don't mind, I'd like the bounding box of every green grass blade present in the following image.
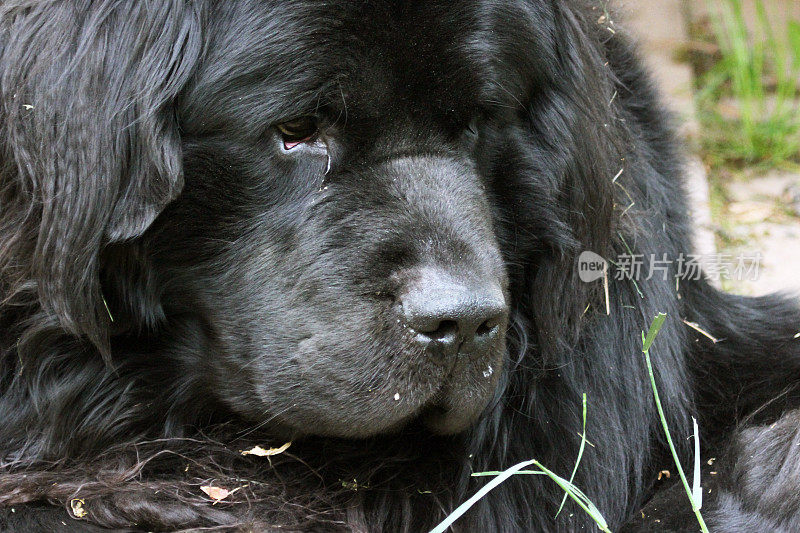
[429,459,539,533]
[692,416,703,509]
[788,21,800,75]
[642,312,667,353]
[643,314,709,533]
[556,393,588,517]
[532,460,611,532]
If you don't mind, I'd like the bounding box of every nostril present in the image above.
[410,317,460,363]
[475,319,495,338]
[422,319,459,341]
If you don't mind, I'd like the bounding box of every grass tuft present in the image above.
[696,0,800,167]
[428,393,608,533]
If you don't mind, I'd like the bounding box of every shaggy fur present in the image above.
[2,1,800,531]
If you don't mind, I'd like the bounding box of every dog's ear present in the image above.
[0,1,203,352]
[503,3,626,353]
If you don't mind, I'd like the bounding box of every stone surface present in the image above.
[721,170,800,296]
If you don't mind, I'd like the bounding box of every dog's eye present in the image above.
[276,117,319,150]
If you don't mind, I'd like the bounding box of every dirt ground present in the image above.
[626,0,800,297]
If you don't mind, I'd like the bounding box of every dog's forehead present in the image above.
[182,0,547,135]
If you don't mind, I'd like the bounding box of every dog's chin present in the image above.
[345,370,503,438]
[306,400,493,440]
[259,378,501,441]
[419,403,485,435]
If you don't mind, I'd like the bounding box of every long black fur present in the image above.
[2,1,800,531]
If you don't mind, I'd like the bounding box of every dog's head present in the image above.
[1,0,616,439]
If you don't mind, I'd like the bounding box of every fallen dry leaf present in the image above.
[70,498,87,518]
[241,442,291,457]
[200,485,231,501]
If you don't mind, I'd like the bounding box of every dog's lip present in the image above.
[412,360,501,435]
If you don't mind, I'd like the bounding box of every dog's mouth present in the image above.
[419,362,502,434]
[390,337,504,436]
[372,386,498,438]
[324,343,505,439]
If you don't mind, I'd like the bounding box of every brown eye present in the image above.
[276,117,319,150]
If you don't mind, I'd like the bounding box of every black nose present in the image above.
[401,269,508,361]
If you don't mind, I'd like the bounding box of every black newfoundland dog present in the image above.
[2,1,800,531]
